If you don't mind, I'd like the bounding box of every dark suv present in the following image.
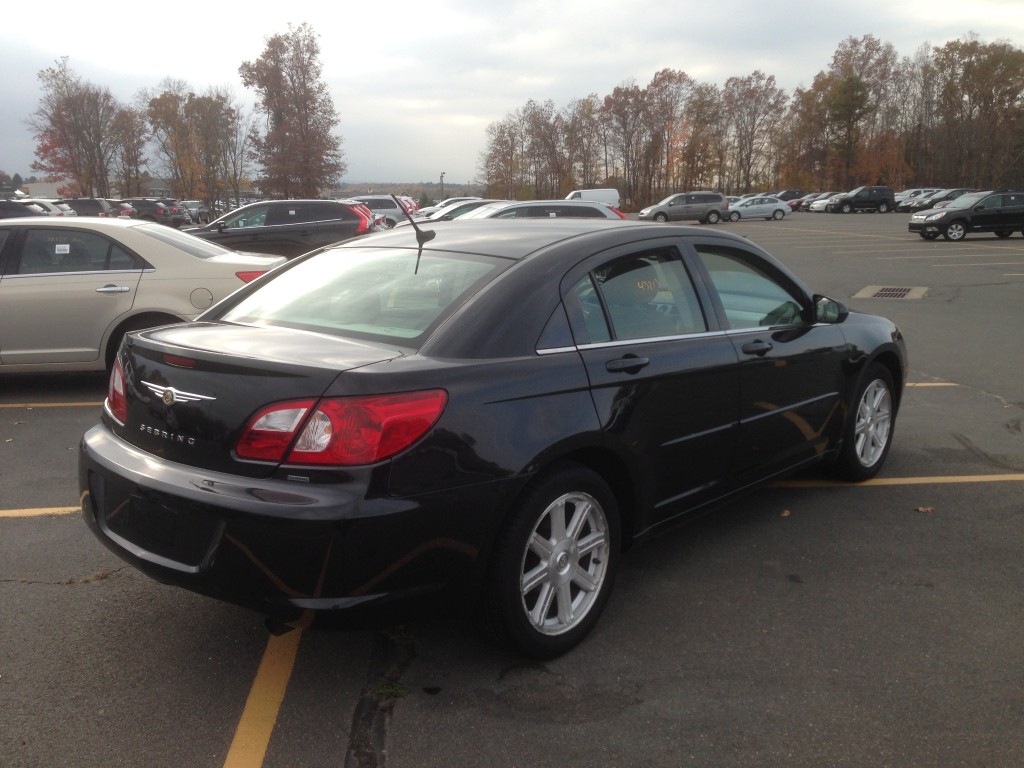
[908,189,1024,241]
[826,186,896,213]
[638,191,729,224]
[187,199,374,257]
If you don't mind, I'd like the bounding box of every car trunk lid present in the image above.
[111,322,403,477]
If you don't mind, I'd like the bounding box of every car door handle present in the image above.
[96,285,130,294]
[741,340,773,356]
[606,355,649,373]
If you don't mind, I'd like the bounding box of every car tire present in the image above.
[833,363,896,482]
[919,232,939,240]
[654,212,668,222]
[877,202,890,213]
[772,209,784,220]
[995,230,1013,238]
[943,221,967,241]
[483,463,619,659]
[841,203,853,213]
[728,211,740,222]
[705,211,721,224]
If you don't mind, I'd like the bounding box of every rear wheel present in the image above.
[705,210,721,224]
[834,364,895,481]
[995,230,1013,238]
[877,202,890,213]
[484,464,619,659]
[772,209,784,220]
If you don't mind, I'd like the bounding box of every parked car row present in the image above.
[908,189,1024,241]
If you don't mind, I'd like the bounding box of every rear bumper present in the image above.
[79,424,514,622]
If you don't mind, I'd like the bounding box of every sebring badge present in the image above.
[142,381,217,406]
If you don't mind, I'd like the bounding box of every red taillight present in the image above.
[107,358,127,423]
[236,390,447,466]
[235,270,268,283]
[609,206,628,219]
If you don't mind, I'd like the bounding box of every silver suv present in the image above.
[638,192,729,224]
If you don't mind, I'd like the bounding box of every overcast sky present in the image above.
[3,1,1023,185]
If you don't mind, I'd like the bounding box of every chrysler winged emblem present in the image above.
[142,381,217,406]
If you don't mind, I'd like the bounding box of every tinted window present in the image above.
[223,204,270,228]
[694,245,804,330]
[17,229,138,274]
[571,247,706,343]
[219,248,504,344]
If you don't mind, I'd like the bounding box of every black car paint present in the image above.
[80,220,907,628]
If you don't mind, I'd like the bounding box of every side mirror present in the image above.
[217,221,227,232]
[814,295,849,324]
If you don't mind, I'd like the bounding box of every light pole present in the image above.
[440,171,445,201]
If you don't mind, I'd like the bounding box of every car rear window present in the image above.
[132,221,237,258]
[216,247,506,344]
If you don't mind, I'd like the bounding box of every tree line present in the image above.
[478,34,1024,208]
[23,23,344,203]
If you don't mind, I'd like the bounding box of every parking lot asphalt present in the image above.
[2,211,1022,768]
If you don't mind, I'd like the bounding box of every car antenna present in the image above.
[393,194,434,273]
[393,194,435,248]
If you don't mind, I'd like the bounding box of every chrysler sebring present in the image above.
[79,219,907,658]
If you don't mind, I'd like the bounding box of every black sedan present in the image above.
[79,220,907,658]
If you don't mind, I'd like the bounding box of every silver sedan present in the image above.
[726,196,790,221]
[0,218,284,372]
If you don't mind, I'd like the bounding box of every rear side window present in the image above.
[569,247,707,343]
[217,247,506,344]
[16,229,138,274]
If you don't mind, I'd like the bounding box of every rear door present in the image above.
[564,239,740,529]
[0,226,142,365]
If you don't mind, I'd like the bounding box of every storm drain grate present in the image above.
[852,285,928,300]
[873,286,912,299]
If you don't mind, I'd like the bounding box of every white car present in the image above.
[457,199,627,219]
[809,194,839,212]
[726,196,789,221]
[19,199,78,217]
[0,218,284,372]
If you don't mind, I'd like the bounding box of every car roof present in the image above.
[0,216,150,231]
[323,218,766,262]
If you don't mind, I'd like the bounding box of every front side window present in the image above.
[217,247,506,345]
[694,245,805,330]
[223,205,271,228]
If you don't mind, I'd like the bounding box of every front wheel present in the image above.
[995,230,1013,238]
[943,221,967,241]
[919,231,939,240]
[483,464,619,659]
[728,211,740,222]
[841,203,853,213]
[654,212,668,222]
[834,364,896,481]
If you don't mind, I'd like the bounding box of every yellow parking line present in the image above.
[0,401,103,408]
[223,628,304,768]
[906,382,956,387]
[776,474,1024,488]
[0,507,79,518]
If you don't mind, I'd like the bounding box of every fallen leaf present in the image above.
[780,509,792,518]
[915,506,935,513]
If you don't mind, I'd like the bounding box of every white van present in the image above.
[565,188,621,208]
